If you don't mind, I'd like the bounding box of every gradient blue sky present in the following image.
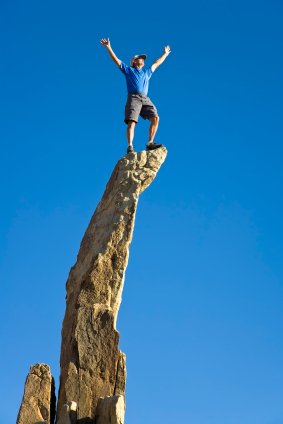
[1,1,283,423]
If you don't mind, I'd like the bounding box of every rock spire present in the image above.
[57,148,167,423]
[16,147,167,424]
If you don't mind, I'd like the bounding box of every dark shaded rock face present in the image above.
[57,148,167,423]
[16,363,56,424]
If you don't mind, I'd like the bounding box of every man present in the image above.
[100,38,171,153]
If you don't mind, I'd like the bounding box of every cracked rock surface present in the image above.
[57,148,167,423]
[96,395,125,424]
[16,363,56,424]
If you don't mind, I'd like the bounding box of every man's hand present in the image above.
[100,38,121,68]
[152,45,171,72]
[100,38,111,49]
[164,45,171,56]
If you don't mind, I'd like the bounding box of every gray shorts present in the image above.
[124,93,158,124]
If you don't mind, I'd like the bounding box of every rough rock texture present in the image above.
[16,363,56,424]
[57,401,77,424]
[57,405,70,424]
[68,401,77,424]
[96,396,125,424]
[114,351,126,396]
[57,402,77,424]
[57,148,167,423]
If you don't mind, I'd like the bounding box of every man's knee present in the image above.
[127,120,136,128]
[150,115,159,124]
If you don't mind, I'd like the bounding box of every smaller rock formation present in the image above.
[114,351,126,396]
[57,401,77,424]
[16,363,56,424]
[57,405,70,424]
[68,402,77,424]
[96,395,125,424]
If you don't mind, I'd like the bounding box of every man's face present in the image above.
[133,58,144,68]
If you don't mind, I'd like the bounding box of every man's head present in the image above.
[130,54,147,68]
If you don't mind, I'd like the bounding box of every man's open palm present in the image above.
[100,38,110,48]
[164,45,171,55]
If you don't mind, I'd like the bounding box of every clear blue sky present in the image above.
[1,1,283,423]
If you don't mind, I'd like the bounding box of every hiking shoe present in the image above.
[146,142,164,151]
[127,145,134,154]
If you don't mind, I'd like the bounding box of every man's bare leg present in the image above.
[126,120,136,146]
[146,115,163,150]
[148,116,160,144]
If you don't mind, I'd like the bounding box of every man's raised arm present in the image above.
[151,46,171,72]
[100,38,121,68]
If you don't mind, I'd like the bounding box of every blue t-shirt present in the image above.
[120,62,154,95]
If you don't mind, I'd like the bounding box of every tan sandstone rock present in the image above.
[16,363,56,424]
[67,401,77,424]
[57,404,71,424]
[96,395,125,424]
[56,401,77,424]
[57,148,167,423]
